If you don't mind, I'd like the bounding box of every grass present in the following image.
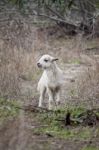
[81,146,98,150]
[33,125,92,140]
[32,69,41,81]
[31,106,98,140]
[0,98,20,126]
[86,38,99,49]
[68,59,81,64]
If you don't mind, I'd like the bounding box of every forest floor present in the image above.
[0,35,99,150]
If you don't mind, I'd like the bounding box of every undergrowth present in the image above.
[0,98,20,126]
[82,146,98,150]
[31,106,99,140]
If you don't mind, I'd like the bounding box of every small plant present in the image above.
[32,107,98,140]
[0,98,20,125]
[69,59,81,64]
[9,0,25,7]
[82,146,98,150]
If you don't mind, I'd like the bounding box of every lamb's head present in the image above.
[37,54,58,69]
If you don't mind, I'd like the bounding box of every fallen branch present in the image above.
[23,105,54,113]
[26,124,49,129]
[45,4,64,20]
[56,108,99,126]
[32,11,93,34]
[32,11,79,28]
[10,103,54,113]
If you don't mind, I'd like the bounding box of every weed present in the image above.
[82,146,98,150]
[0,98,20,125]
[32,107,98,140]
[69,59,81,64]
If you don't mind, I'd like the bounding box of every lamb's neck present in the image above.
[46,63,58,80]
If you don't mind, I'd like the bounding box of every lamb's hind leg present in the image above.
[47,88,54,110]
[39,87,46,107]
[56,87,61,106]
[56,91,61,105]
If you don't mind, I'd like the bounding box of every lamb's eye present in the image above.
[44,59,48,62]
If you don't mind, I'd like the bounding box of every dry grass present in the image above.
[0,22,37,99]
[0,19,99,108]
[75,62,99,108]
[58,35,99,107]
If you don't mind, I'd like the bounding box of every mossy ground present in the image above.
[0,99,99,150]
[0,98,20,126]
[81,146,99,150]
[31,106,99,140]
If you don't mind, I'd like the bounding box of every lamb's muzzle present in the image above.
[37,62,42,68]
[37,54,63,110]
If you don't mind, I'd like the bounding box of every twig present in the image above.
[26,124,49,129]
[45,4,64,20]
[65,112,71,125]
[10,104,54,113]
[32,12,79,28]
[55,117,83,124]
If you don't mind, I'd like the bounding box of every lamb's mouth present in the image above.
[37,63,42,68]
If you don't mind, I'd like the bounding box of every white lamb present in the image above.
[37,54,63,110]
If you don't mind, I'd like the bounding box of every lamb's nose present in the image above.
[37,62,42,68]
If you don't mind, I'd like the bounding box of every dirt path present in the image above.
[0,109,99,150]
[0,114,95,150]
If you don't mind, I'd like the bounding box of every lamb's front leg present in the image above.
[39,87,46,107]
[47,88,54,110]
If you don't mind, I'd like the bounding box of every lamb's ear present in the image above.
[52,58,59,62]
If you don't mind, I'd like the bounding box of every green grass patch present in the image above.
[68,59,81,64]
[82,146,98,150]
[69,106,85,118]
[0,98,20,125]
[32,106,96,140]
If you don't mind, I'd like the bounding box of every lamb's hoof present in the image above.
[48,104,53,110]
[38,104,42,108]
[48,106,53,110]
[49,101,54,110]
